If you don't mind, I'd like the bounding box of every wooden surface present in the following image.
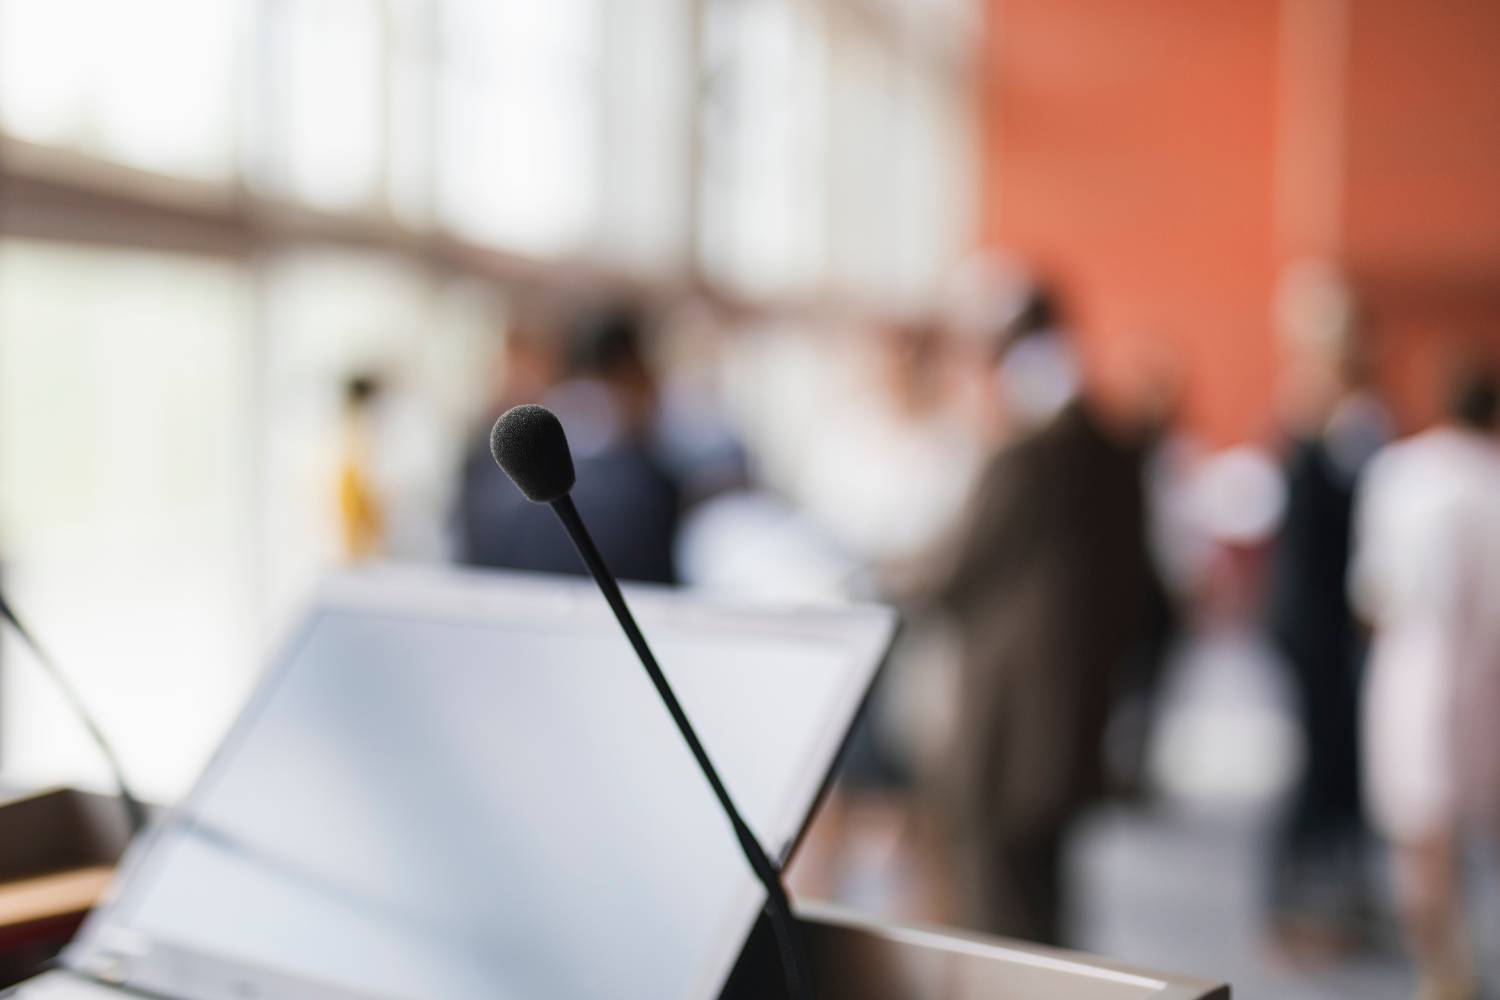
[0,865,1233,998]
[724,901,1230,999]
[0,867,111,930]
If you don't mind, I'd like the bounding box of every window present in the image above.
[262,0,387,211]
[597,0,695,273]
[697,0,976,305]
[435,0,602,256]
[886,54,975,305]
[0,241,253,797]
[698,0,827,298]
[258,248,498,620]
[824,10,897,297]
[0,0,978,798]
[0,0,245,182]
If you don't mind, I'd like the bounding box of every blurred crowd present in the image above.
[330,254,1500,1000]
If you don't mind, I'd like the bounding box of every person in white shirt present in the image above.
[1350,360,1500,1000]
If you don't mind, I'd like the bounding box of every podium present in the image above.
[723,902,1229,1000]
[0,789,1229,998]
[0,789,136,988]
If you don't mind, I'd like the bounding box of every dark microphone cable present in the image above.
[490,404,815,1000]
[0,589,148,836]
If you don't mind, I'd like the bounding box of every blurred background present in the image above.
[2,1,1499,997]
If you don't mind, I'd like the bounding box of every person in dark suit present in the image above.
[457,302,682,585]
[1263,274,1389,952]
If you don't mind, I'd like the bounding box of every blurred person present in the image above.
[1263,263,1390,953]
[333,363,465,566]
[792,319,986,571]
[649,300,757,514]
[941,251,1087,448]
[1351,358,1500,1000]
[336,373,385,561]
[771,317,985,916]
[488,295,565,416]
[819,319,984,772]
[456,300,682,584]
[654,302,861,603]
[931,279,1175,945]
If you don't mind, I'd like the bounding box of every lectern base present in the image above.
[721,901,1228,1000]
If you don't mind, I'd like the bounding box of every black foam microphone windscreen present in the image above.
[490,404,576,503]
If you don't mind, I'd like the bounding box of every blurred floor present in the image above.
[1079,625,1500,999]
[802,623,1425,998]
[1069,625,1414,999]
[1071,803,1411,1000]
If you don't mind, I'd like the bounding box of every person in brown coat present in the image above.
[934,285,1173,945]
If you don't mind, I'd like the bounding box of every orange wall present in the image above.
[980,0,1500,444]
[1343,1,1500,430]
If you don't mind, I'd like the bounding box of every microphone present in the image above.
[490,404,814,1000]
[0,588,148,836]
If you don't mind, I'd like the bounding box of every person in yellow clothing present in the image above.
[337,374,385,561]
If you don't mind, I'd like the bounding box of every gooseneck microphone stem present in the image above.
[0,591,148,837]
[550,495,814,1000]
[489,405,813,998]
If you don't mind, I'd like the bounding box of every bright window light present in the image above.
[0,0,244,181]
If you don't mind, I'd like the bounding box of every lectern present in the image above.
[724,902,1229,1000]
[0,789,1228,998]
[0,560,1231,999]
